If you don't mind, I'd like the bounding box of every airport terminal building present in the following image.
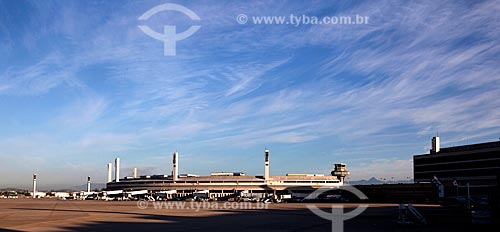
[414,137,500,199]
[106,149,349,198]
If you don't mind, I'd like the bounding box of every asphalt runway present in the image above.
[0,199,492,231]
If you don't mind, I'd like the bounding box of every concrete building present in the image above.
[87,176,91,192]
[32,174,37,198]
[172,151,178,182]
[414,137,500,199]
[106,149,348,198]
[107,163,112,183]
[115,157,120,183]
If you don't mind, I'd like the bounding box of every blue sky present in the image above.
[0,0,499,189]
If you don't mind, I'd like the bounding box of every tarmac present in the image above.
[0,199,493,231]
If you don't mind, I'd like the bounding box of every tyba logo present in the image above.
[138,3,201,56]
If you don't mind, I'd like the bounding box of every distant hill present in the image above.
[68,183,107,191]
[349,177,384,185]
[349,177,413,185]
[0,188,28,192]
[1,184,107,192]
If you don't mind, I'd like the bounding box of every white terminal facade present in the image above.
[106,149,349,197]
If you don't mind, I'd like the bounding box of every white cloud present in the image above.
[0,52,84,95]
[56,95,108,128]
[224,58,290,97]
[1,1,499,188]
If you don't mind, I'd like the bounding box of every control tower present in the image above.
[331,163,350,183]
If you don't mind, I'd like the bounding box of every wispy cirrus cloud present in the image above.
[55,95,109,128]
[224,59,290,97]
[0,52,84,95]
[0,0,499,188]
